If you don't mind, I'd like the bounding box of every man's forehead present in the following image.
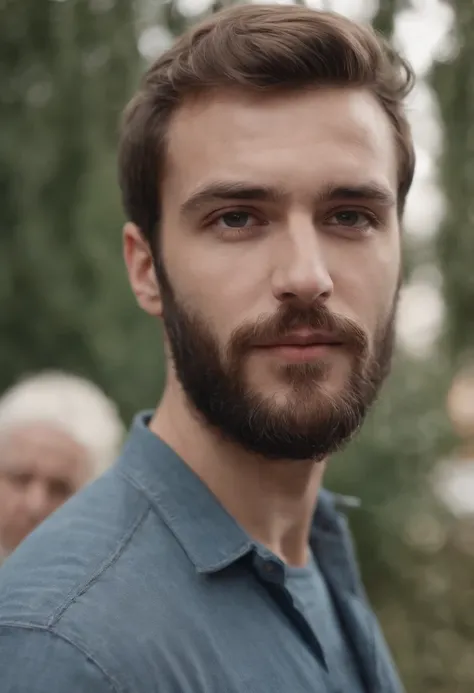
[167,86,394,143]
[164,86,398,198]
[0,424,88,469]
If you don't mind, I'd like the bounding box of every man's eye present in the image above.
[49,480,73,499]
[215,211,258,229]
[327,210,375,229]
[7,472,32,488]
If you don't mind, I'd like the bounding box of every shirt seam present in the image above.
[115,466,204,569]
[0,622,125,693]
[116,467,254,574]
[47,503,151,628]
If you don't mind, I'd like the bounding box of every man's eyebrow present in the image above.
[180,181,286,216]
[316,182,396,207]
[180,179,396,216]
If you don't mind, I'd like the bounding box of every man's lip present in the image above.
[254,332,344,347]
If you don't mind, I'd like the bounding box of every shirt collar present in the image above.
[117,411,359,576]
[117,412,253,573]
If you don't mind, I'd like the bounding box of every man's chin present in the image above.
[243,397,339,432]
[247,377,350,410]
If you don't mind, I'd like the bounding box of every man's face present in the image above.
[131,87,401,460]
[0,423,91,554]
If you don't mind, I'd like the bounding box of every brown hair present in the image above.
[118,3,415,246]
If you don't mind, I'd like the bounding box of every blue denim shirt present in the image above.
[0,413,404,693]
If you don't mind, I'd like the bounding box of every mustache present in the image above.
[229,304,369,357]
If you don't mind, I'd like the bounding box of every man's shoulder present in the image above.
[0,623,120,693]
[0,448,205,693]
[0,463,177,630]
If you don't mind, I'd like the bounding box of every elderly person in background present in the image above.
[0,371,124,559]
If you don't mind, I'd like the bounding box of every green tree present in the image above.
[0,0,163,423]
[432,0,474,365]
[372,0,399,36]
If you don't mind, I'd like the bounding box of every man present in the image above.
[0,371,124,559]
[0,5,414,692]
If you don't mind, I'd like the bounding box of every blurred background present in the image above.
[1,0,474,689]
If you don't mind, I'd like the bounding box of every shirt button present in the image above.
[260,559,284,584]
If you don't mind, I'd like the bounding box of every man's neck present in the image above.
[150,385,325,567]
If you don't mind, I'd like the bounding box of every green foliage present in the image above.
[432,0,474,366]
[0,0,162,423]
[372,0,398,36]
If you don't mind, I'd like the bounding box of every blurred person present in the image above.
[0,6,414,693]
[0,371,124,559]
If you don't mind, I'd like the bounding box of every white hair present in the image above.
[0,371,125,477]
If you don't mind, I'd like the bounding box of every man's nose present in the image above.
[25,481,51,522]
[271,218,334,306]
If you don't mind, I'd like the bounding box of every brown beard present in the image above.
[157,262,399,461]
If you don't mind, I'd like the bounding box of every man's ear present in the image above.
[123,222,163,317]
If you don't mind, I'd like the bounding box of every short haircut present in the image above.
[118,3,415,247]
[0,371,125,477]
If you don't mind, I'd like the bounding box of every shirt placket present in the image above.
[251,552,342,693]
